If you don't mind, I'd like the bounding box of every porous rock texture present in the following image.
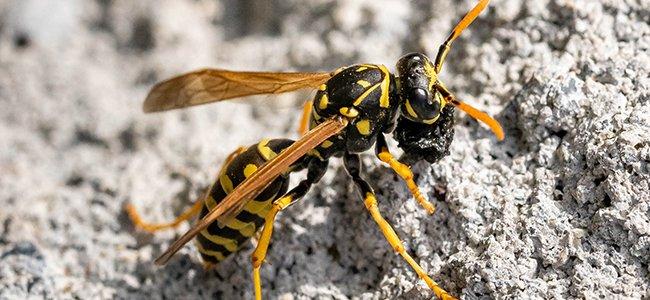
[0,0,648,299]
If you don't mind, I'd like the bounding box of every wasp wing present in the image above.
[154,117,348,265]
[143,69,332,113]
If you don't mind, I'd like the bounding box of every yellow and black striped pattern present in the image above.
[310,64,398,157]
[195,139,295,264]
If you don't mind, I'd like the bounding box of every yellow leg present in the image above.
[377,147,436,214]
[126,146,248,233]
[363,192,456,300]
[126,198,203,233]
[252,196,293,300]
[202,261,216,270]
[298,100,313,136]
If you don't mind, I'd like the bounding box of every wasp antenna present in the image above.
[434,0,490,73]
[436,81,503,141]
[450,98,504,141]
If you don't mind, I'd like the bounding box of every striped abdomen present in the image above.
[195,139,297,264]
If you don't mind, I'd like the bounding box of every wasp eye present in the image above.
[408,88,439,120]
[409,88,428,104]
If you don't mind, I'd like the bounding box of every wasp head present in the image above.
[396,52,446,125]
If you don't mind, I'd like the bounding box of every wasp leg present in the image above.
[202,260,215,270]
[375,134,436,214]
[298,100,313,136]
[434,0,489,73]
[252,158,328,300]
[126,147,247,233]
[343,153,456,300]
[126,199,203,233]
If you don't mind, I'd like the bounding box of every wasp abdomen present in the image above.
[195,139,295,264]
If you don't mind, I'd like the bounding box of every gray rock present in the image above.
[0,0,648,299]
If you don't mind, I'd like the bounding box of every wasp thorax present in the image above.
[396,53,443,124]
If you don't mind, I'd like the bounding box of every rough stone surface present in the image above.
[1,0,649,299]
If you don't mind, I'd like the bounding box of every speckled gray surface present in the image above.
[1,0,649,299]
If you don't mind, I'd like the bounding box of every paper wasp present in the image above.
[126,0,503,299]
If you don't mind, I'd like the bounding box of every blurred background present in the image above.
[0,0,648,299]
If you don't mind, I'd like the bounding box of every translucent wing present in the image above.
[154,117,348,265]
[143,69,333,113]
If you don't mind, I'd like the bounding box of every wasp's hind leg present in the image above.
[126,147,247,233]
[252,158,328,300]
[375,134,436,214]
[126,198,203,233]
[343,153,456,300]
[297,100,313,136]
